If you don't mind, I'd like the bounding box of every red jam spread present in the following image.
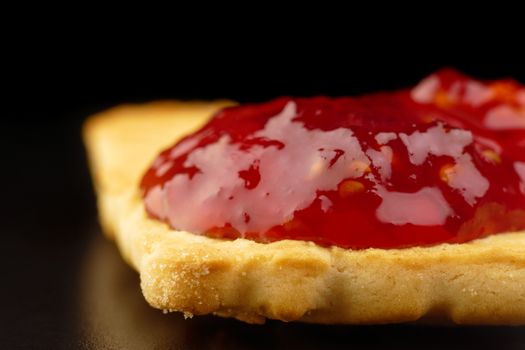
[141,69,525,249]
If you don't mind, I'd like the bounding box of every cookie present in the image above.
[83,100,525,324]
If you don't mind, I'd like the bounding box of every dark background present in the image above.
[1,61,525,349]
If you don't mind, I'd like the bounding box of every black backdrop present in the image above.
[2,60,524,349]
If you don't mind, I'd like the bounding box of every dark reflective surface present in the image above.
[2,62,525,349]
[75,227,525,350]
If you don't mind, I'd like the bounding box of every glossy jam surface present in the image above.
[141,70,525,249]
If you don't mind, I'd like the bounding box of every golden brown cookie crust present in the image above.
[83,101,525,325]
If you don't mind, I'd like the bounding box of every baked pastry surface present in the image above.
[83,101,525,324]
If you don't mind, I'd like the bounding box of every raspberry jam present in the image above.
[141,70,525,249]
